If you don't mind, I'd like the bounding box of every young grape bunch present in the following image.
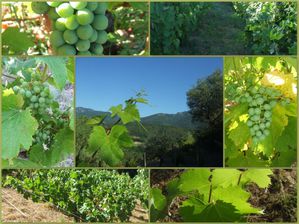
[235,85,291,144]
[13,73,69,148]
[32,2,109,55]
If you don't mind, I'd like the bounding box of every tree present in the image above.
[187,70,223,129]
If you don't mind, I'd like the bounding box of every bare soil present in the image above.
[1,188,74,223]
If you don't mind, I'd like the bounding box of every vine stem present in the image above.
[237,172,243,185]
[3,74,16,79]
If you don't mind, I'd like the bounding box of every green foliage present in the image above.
[225,57,297,167]
[77,93,148,167]
[234,2,297,54]
[151,2,210,54]
[187,70,223,128]
[150,169,273,222]
[2,57,74,168]
[2,27,35,55]
[3,169,149,222]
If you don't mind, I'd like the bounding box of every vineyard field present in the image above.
[151,2,297,55]
[2,169,149,222]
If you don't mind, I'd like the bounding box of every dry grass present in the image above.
[2,188,74,223]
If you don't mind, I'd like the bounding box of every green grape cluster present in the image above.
[234,86,291,144]
[12,73,53,115]
[12,73,69,148]
[31,2,109,55]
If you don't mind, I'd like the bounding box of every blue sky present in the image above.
[76,57,222,117]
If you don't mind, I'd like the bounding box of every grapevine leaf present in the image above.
[166,177,182,201]
[224,103,248,127]
[2,27,34,53]
[28,144,48,166]
[46,127,74,165]
[226,150,268,167]
[179,197,206,221]
[86,115,106,125]
[212,169,241,187]
[242,169,272,188]
[196,200,242,222]
[66,57,75,84]
[109,104,140,124]
[2,89,24,111]
[150,188,167,211]
[35,57,67,90]
[2,158,41,169]
[284,103,297,117]
[179,169,211,201]
[110,125,134,148]
[86,126,106,153]
[212,186,261,214]
[2,108,38,159]
[228,121,250,147]
[29,128,74,166]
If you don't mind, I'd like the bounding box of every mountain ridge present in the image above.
[76,107,197,129]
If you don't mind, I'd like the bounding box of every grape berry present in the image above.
[31,2,108,55]
[234,85,291,144]
[13,72,69,147]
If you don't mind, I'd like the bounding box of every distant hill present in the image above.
[76,107,200,129]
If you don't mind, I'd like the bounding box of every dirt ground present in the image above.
[129,202,149,223]
[2,188,148,223]
[1,188,74,222]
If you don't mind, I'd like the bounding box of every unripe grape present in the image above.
[50,31,65,48]
[87,2,98,11]
[96,31,108,44]
[65,15,79,30]
[253,125,259,131]
[264,111,272,118]
[256,97,264,105]
[256,131,262,137]
[264,104,271,110]
[13,86,19,93]
[69,2,88,10]
[254,108,261,114]
[94,3,108,14]
[264,129,270,136]
[47,2,61,7]
[31,95,38,102]
[33,86,41,93]
[248,108,255,115]
[76,40,91,52]
[76,9,94,25]
[63,30,78,45]
[90,43,104,55]
[92,15,108,30]
[56,3,74,18]
[39,97,46,104]
[247,120,253,127]
[76,25,94,40]
[55,18,66,31]
[89,30,98,42]
[57,44,77,55]
[77,51,92,55]
[34,103,39,108]
[259,123,266,129]
[19,89,26,95]
[25,91,32,98]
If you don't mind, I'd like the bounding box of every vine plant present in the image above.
[2,57,74,168]
[225,57,297,167]
[77,92,148,167]
[150,169,273,222]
